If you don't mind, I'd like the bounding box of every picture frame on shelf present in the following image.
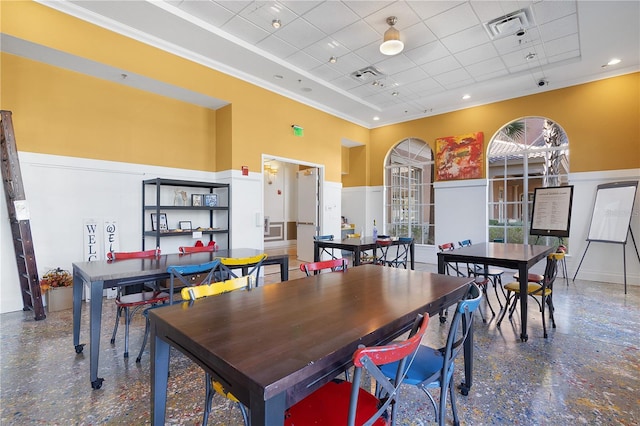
[204,194,218,207]
[179,221,192,231]
[151,213,168,232]
[191,194,203,207]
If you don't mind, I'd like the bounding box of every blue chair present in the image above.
[284,313,430,426]
[380,283,482,426]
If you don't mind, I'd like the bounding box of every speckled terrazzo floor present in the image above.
[1,257,638,425]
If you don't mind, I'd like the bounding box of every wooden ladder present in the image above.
[1,110,46,320]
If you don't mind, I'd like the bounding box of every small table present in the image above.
[72,248,288,390]
[437,242,555,342]
[313,236,415,269]
[150,264,472,425]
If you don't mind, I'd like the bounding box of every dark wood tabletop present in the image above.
[437,242,555,342]
[72,248,288,390]
[150,264,472,425]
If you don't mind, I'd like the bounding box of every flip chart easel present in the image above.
[573,181,639,293]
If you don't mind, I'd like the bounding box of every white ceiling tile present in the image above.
[330,74,362,90]
[376,55,417,75]
[465,57,508,78]
[222,15,270,44]
[279,0,323,16]
[275,17,326,49]
[216,1,254,14]
[302,1,361,34]
[432,67,470,85]
[256,34,298,58]
[309,63,344,81]
[238,1,299,32]
[354,41,389,65]
[393,66,430,85]
[539,14,578,43]
[304,37,351,63]
[404,40,450,66]
[343,1,395,19]
[470,1,533,23]
[544,34,580,58]
[285,49,323,70]
[455,43,499,67]
[532,0,577,25]
[177,0,236,27]
[441,25,491,54]
[362,3,422,33]
[473,68,510,82]
[407,1,464,20]
[401,22,438,51]
[329,53,370,75]
[421,55,462,76]
[425,3,480,38]
[332,20,381,51]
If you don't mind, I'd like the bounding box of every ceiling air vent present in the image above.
[484,7,534,40]
[350,66,384,82]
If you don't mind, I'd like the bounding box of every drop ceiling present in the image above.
[7,1,640,128]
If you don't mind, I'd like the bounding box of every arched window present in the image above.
[384,138,435,245]
[487,117,569,244]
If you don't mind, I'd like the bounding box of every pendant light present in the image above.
[380,16,404,56]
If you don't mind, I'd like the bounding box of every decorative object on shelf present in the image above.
[150,213,168,232]
[192,194,203,206]
[179,221,192,230]
[204,194,218,207]
[40,268,73,312]
[174,189,187,206]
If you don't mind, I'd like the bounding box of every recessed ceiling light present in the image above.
[272,19,281,29]
[607,58,621,66]
[392,91,399,96]
[329,56,337,64]
[462,94,471,100]
[274,75,283,79]
[525,52,536,60]
[373,116,380,121]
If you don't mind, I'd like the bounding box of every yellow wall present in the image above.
[364,73,640,186]
[1,1,638,186]
[1,1,368,182]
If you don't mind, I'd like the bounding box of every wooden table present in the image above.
[72,248,288,390]
[150,264,472,425]
[313,236,415,269]
[437,242,555,342]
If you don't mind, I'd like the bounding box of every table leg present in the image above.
[151,330,170,425]
[251,391,286,426]
[410,241,415,270]
[72,273,84,353]
[90,281,105,389]
[354,249,361,266]
[280,256,289,281]
[518,264,529,342]
[313,243,320,262]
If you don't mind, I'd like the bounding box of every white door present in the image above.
[296,168,319,262]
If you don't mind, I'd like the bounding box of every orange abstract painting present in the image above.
[435,132,483,180]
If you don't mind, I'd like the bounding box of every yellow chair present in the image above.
[497,252,563,338]
[216,253,267,286]
[181,276,252,426]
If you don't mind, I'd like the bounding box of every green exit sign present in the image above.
[292,125,304,137]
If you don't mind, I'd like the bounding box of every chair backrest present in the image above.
[179,243,215,254]
[181,275,251,301]
[313,234,334,242]
[374,238,393,265]
[438,242,455,252]
[348,313,430,426]
[385,237,413,268]
[217,253,267,284]
[440,283,482,378]
[458,239,472,248]
[107,249,160,260]
[314,235,338,260]
[300,258,348,276]
[438,242,465,276]
[167,259,222,301]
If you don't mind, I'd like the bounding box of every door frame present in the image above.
[262,154,325,248]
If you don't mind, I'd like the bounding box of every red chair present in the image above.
[284,313,429,426]
[108,249,170,358]
[179,241,216,254]
[300,258,347,276]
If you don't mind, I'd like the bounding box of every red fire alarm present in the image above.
[241,166,248,176]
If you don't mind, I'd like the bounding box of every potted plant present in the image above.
[40,268,73,312]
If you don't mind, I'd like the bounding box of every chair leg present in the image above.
[496,291,514,327]
[491,275,504,308]
[110,306,122,345]
[136,315,150,363]
[203,374,213,426]
[123,306,131,358]
[449,374,460,426]
[439,376,449,426]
